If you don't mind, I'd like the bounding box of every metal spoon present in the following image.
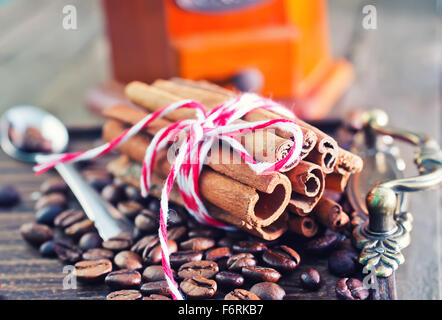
[0,105,132,240]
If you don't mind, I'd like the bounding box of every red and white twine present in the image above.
[34,93,303,300]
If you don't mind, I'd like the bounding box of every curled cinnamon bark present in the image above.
[288,216,318,238]
[311,198,350,230]
[325,148,363,192]
[103,120,290,228]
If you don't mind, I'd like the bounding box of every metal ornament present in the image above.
[352,109,442,278]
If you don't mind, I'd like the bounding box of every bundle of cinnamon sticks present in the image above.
[102,79,363,240]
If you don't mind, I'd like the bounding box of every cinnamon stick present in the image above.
[311,198,350,230]
[103,119,290,228]
[288,216,318,238]
[325,147,363,192]
[125,81,297,169]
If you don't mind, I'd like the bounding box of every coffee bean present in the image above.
[78,232,102,251]
[167,226,187,242]
[54,240,82,263]
[328,250,359,277]
[178,261,219,279]
[250,282,286,300]
[75,259,112,283]
[64,219,95,238]
[180,237,215,252]
[39,240,57,257]
[34,193,67,211]
[101,184,125,204]
[226,253,256,271]
[205,247,231,261]
[300,268,321,291]
[170,251,203,268]
[105,269,141,289]
[134,210,157,232]
[146,197,160,213]
[20,222,54,246]
[242,266,281,283]
[118,201,142,219]
[144,240,177,264]
[35,205,65,226]
[0,185,20,207]
[142,265,172,282]
[83,170,113,192]
[124,185,143,202]
[224,289,260,300]
[232,241,267,254]
[168,209,186,226]
[114,251,143,270]
[40,177,68,195]
[215,271,244,288]
[102,235,132,252]
[143,294,171,300]
[335,278,369,300]
[140,281,171,297]
[106,289,142,300]
[188,228,224,239]
[262,245,300,271]
[180,276,217,299]
[54,209,86,228]
[131,235,158,255]
[131,228,144,242]
[82,248,115,261]
[304,230,341,255]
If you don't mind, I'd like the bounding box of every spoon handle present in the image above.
[54,162,130,240]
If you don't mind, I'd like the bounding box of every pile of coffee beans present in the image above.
[20,168,368,300]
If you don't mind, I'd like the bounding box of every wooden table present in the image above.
[0,0,440,299]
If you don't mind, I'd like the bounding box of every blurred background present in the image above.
[0,0,440,299]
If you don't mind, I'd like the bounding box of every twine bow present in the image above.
[34,93,304,299]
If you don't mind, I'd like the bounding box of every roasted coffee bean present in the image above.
[188,228,224,239]
[64,219,95,238]
[242,266,281,283]
[304,230,341,255]
[131,235,159,255]
[328,250,359,277]
[101,184,125,204]
[54,209,85,228]
[335,278,369,300]
[54,240,82,263]
[35,205,65,226]
[167,226,187,242]
[250,282,286,300]
[143,265,170,282]
[82,248,115,261]
[180,276,217,299]
[78,232,102,251]
[170,251,203,268]
[336,237,356,251]
[75,259,113,283]
[144,240,177,264]
[131,228,144,242]
[117,201,142,219]
[124,185,143,202]
[178,261,219,279]
[40,177,68,195]
[140,281,171,297]
[34,193,67,211]
[205,247,231,261]
[180,237,215,252]
[102,235,132,252]
[168,208,185,226]
[39,240,57,257]
[20,222,54,246]
[262,245,300,271]
[0,185,20,207]
[106,289,142,300]
[146,197,160,213]
[224,289,260,300]
[300,268,321,291]
[105,269,142,289]
[217,237,236,248]
[215,271,244,288]
[114,251,143,270]
[134,210,157,232]
[226,253,256,271]
[83,170,113,191]
[232,241,267,254]
[143,294,171,300]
